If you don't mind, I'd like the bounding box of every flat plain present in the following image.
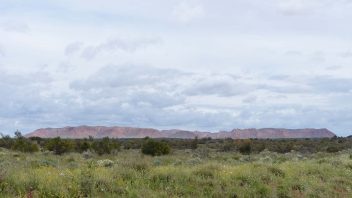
[0,140,351,198]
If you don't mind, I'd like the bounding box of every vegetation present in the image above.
[141,139,171,156]
[0,132,351,197]
[91,137,119,155]
[45,137,73,155]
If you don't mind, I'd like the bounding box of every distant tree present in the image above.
[326,146,340,153]
[0,134,14,149]
[238,140,252,155]
[75,141,91,153]
[45,137,73,155]
[92,137,119,155]
[14,130,23,138]
[88,136,94,141]
[11,131,39,153]
[141,139,170,156]
[28,136,43,142]
[191,136,198,150]
[221,142,233,152]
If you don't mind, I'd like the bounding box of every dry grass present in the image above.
[0,148,351,197]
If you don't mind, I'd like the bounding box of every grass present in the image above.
[0,148,351,197]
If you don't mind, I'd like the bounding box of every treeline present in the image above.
[0,131,351,156]
[0,132,171,156]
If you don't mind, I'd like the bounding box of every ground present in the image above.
[0,147,351,198]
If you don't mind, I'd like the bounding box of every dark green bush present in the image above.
[75,141,91,153]
[141,140,170,156]
[91,137,119,155]
[326,146,340,153]
[12,138,39,153]
[45,137,73,155]
[238,141,252,155]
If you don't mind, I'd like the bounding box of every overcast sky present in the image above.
[0,0,352,136]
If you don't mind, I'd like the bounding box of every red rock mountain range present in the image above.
[25,126,336,139]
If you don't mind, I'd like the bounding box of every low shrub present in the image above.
[97,159,114,168]
[326,146,340,153]
[267,167,285,177]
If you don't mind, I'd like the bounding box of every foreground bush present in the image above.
[141,140,170,156]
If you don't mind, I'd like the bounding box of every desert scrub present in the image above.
[0,149,352,197]
[97,159,114,167]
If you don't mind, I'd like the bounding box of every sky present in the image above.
[0,0,352,136]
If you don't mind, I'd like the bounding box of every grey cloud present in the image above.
[276,0,352,16]
[172,1,205,23]
[126,91,185,108]
[184,75,255,97]
[325,65,342,71]
[308,76,352,93]
[0,21,30,33]
[80,37,161,60]
[0,71,65,132]
[276,0,328,15]
[263,75,352,94]
[339,51,352,58]
[71,65,185,91]
[0,45,4,57]
[242,96,257,104]
[74,66,255,98]
[284,50,302,56]
[230,102,352,133]
[258,84,310,94]
[72,65,352,102]
[268,75,291,81]
[65,42,84,56]
[1,65,351,135]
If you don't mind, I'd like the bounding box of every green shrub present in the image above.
[141,140,170,156]
[326,146,340,153]
[267,167,285,177]
[12,138,39,153]
[97,159,114,167]
[239,142,252,155]
[76,141,91,153]
[92,137,119,155]
[45,137,73,155]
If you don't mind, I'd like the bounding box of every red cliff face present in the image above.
[25,126,336,139]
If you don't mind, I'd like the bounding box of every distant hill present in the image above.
[25,126,336,139]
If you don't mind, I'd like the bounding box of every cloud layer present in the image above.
[0,0,352,135]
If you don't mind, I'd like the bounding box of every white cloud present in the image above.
[80,37,161,60]
[276,0,351,15]
[172,1,205,23]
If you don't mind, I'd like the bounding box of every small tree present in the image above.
[11,131,39,153]
[91,137,119,155]
[326,146,340,153]
[238,140,252,155]
[45,137,73,155]
[0,134,14,149]
[76,141,91,153]
[141,139,170,156]
[191,136,198,150]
